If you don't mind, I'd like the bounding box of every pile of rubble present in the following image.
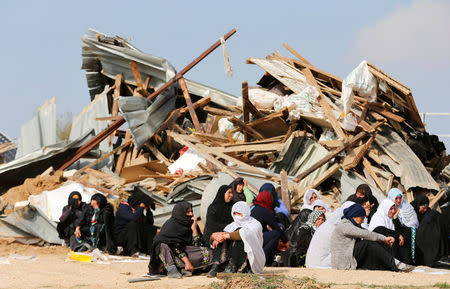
[0,28,449,243]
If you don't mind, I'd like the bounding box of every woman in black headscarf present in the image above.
[71,193,116,254]
[57,191,86,244]
[114,193,157,256]
[229,178,253,203]
[148,201,212,278]
[203,185,234,246]
[411,194,448,266]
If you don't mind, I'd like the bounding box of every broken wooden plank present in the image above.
[341,133,377,170]
[179,77,202,132]
[367,103,405,123]
[80,139,132,172]
[386,173,395,192]
[282,43,312,65]
[144,143,172,167]
[242,81,250,142]
[115,131,132,175]
[292,163,340,205]
[229,117,264,140]
[362,157,385,192]
[280,170,291,214]
[95,116,122,121]
[292,121,384,183]
[203,106,236,116]
[219,142,284,153]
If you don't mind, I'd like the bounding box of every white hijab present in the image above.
[302,189,321,210]
[224,201,265,274]
[311,199,331,212]
[305,201,354,268]
[388,188,419,229]
[368,199,395,231]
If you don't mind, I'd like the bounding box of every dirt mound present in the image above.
[0,171,66,214]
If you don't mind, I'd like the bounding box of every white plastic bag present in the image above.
[342,112,358,132]
[217,118,244,141]
[248,88,280,109]
[341,60,377,114]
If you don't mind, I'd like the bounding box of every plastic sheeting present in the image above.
[374,127,440,192]
[16,97,56,159]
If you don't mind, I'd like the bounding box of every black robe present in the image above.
[412,195,449,266]
[57,191,86,240]
[203,185,234,245]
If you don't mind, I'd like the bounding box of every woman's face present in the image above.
[72,195,81,207]
[314,214,326,227]
[388,205,396,218]
[233,211,243,217]
[309,193,318,204]
[224,189,233,203]
[394,196,402,207]
[314,206,326,213]
[236,183,244,193]
[186,207,193,217]
[352,216,365,225]
[355,190,365,199]
[91,199,99,209]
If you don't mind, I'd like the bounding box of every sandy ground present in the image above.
[0,238,449,289]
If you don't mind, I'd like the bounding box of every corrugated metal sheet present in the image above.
[15,97,56,159]
[69,87,112,169]
[441,162,450,180]
[375,126,440,191]
[81,28,237,107]
[247,57,308,94]
[0,132,91,192]
[270,132,330,189]
[0,131,16,163]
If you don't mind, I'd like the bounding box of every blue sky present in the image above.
[1,0,449,149]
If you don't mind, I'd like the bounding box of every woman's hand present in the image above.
[398,234,405,246]
[191,216,198,236]
[74,226,81,238]
[181,256,194,272]
[384,236,395,246]
[393,207,400,219]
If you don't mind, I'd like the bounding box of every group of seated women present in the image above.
[57,178,449,279]
[57,191,156,256]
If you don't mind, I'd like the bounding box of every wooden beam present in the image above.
[79,139,132,172]
[280,170,291,214]
[219,143,284,153]
[367,103,405,123]
[292,121,384,183]
[179,77,202,132]
[129,61,145,92]
[109,74,122,145]
[430,187,448,209]
[282,43,312,65]
[144,143,172,167]
[386,173,395,192]
[115,130,131,175]
[229,117,264,140]
[292,163,340,205]
[362,157,385,192]
[95,116,122,121]
[203,106,236,116]
[341,133,377,170]
[242,81,250,142]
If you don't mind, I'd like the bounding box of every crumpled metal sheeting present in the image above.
[81,28,177,100]
[16,97,56,159]
[69,88,113,169]
[167,176,212,203]
[183,78,238,108]
[119,92,176,149]
[0,132,91,192]
[270,133,330,189]
[0,205,60,244]
[374,126,440,192]
[441,163,450,180]
[339,169,385,204]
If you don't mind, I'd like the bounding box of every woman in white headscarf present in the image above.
[302,189,321,211]
[206,201,265,276]
[388,188,419,229]
[368,199,396,231]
